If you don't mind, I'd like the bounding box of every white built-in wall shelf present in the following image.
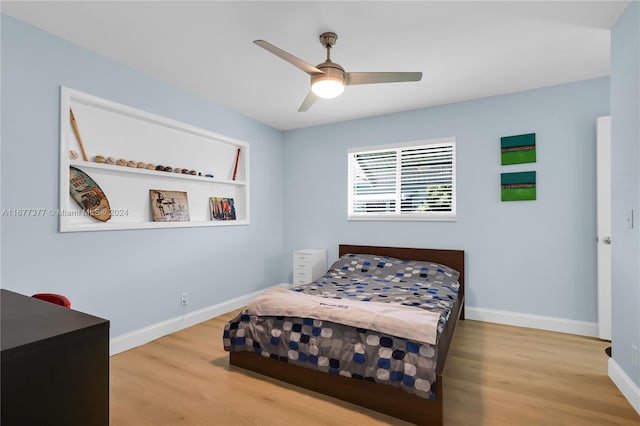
[59,87,250,232]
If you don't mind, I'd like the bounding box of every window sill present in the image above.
[348,214,456,222]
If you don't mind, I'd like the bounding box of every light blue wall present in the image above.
[611,1,640,387]
[283,78,610,323]
[0,15,285,337]
[0,11,622,350]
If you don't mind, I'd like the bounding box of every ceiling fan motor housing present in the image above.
[313,32,345,87]
[311,62,345,85]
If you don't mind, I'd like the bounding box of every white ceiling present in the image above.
[1,1,629,130]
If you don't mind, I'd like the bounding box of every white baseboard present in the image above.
[276,282,293,289]
[465,306,598,337]
[109,289,263,355]
[609,358,640,416]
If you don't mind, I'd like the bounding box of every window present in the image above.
[348,137,456,221]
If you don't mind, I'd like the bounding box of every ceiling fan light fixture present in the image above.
[311,77,344,99]
[310,65,345,99]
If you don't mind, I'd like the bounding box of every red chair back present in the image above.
[32,293,71,308]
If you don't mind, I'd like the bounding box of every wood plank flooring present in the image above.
[110,311,639,425]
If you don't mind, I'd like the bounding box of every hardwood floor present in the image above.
[110,311,639,425]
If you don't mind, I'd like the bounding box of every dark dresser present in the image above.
[1,289,109,426]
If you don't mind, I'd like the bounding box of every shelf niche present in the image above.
[59,86,250,232]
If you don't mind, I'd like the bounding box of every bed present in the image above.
[224,244,465,425]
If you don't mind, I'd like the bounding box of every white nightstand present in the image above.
[293,248,327,286]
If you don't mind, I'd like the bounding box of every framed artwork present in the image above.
[501,133,536,165]
[210,197,236,220]
[149,190,190,222]
[501,171,536,201]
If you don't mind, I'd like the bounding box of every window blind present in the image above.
[348,138,456,220]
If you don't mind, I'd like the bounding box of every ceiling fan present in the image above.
[254,32,422,112]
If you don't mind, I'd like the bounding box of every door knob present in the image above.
[603,236,612,244]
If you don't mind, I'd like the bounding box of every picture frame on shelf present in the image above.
[150,190,190,222]
[210,197,236,220]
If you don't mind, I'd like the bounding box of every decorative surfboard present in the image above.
[69,166,111,222]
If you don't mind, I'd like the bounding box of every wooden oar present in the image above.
[69,109,89,161]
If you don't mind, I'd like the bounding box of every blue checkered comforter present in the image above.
[223,253,460,399]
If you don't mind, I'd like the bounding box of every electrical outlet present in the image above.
[632,345,639,368]
[180,292,189,306]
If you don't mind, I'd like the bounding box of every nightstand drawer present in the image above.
[293,270,312,281]
[294,261,313,270]
[293,253,313,265]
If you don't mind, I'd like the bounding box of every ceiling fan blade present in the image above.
[345,72,422,86]
[298,91,319,112]
[254,40,324,75]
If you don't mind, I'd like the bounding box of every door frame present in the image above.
[596,115,612,341]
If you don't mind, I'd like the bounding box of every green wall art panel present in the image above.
[501,171,536,201]
[501,133,536,165]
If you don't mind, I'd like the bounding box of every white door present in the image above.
[596,115,612,341]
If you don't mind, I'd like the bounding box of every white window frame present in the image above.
[347,137,456,221]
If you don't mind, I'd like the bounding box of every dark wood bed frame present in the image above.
[229,244,465,426]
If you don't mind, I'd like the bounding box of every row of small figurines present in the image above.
[69,150,214,178]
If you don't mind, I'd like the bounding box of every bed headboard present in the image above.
[338,244,465,287]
